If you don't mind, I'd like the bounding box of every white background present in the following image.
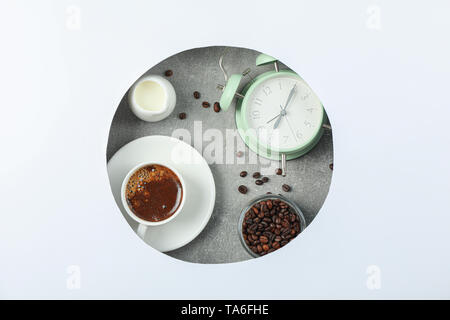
[0,0,449,299]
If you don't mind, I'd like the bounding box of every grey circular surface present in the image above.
[106,46,334,264]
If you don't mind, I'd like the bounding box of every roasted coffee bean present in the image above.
[240,171,247,177]
[202,101,210,108]
[258,212,264,219]
[276,168,282,175]
[260,236,269,243]
[262,177,269,183]
[253,172,261,179]
[263,231,272,238]
[213,102,221,112]
[236,151,244,158]
[193,91,200,99]
[282,184,291,192]
[266,191,272,194]
[164,70,173,77]
[269,233,275,242]
[238,185,248,194]
[262,244,270,251]
[255,179,263,185]
[272,241,280,249]
[178,112,187,120]
[329,163,334,170]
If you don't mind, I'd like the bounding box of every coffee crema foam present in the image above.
[126,165,183,222]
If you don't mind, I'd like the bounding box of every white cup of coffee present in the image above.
[121,162,186,240]
[128,75,176,122]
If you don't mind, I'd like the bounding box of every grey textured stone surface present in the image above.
[106,46,333,264]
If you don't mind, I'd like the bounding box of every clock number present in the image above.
[251,110,261,120]
[283,135,289,143]
[304,120,312,128]
[263,86,272,96]
[296,130,303,140]
[254,98,262,106]
[301,88,311,100]
[306,108,315,113]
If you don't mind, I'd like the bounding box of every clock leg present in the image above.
[281,153,287,177]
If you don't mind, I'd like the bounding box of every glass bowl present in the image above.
[238,194,306,258]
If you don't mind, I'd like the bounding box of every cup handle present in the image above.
[136,224,148,240]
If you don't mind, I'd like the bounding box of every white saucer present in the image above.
[107,135,216,252]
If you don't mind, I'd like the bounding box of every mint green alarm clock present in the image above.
[219,54,326,175]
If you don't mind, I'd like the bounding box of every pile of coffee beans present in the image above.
[241,198,301,256]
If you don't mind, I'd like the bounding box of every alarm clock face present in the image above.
[244,73,323,153]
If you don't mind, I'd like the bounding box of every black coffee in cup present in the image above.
[125,164,183,222]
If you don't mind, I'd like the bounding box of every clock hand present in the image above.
[282,84,297,111]
[285,115,298,142]
[273,106,286,130]
[267,105,285,125]
[266,113,281,124]
[274,85,297,130]
[273,114,282,129]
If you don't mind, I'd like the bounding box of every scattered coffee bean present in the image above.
[266,192,272,194]
[238,185,248,194]
[242,198,301,256]
[236,151,244,158]
[202,101,210,108]
[329,163,334,170]
[193,91,200,99]
[253,172,261,179]
[255,179,263,185]
[262,177,269,183]
[213,102,221,112]
[276,168,282,175]
[164,70,173,77]
[282,184,291,192]
[240,171,247,177]
[178,112,186,120]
